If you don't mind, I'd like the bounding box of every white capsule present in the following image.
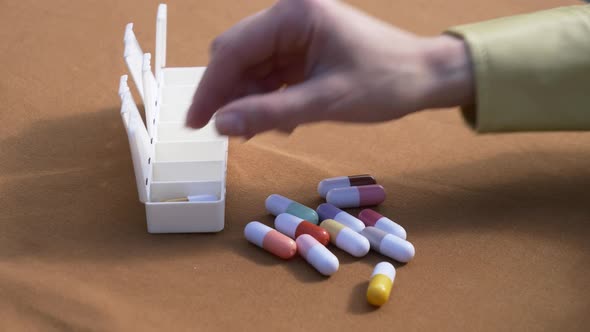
[296,234,339,276]
[361,227,415,263]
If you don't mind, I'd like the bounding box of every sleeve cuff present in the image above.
[446,5,590,132]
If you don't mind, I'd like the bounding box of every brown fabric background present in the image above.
[1,0,589,331]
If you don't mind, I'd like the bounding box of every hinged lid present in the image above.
[155,4,167,83]
[118,75,152,203]
[142,53,159,138]
[124,23,145,100]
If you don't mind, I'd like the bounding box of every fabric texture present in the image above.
[0,0,588,331]
[448,5,590,132]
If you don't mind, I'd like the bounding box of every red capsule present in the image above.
[275,213,330,245]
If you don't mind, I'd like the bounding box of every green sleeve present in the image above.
[447,5,590,132]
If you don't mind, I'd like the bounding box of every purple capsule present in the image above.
[316,203,365,232]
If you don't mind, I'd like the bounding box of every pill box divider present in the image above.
[161,85,198,106]
[152,160,224,182]
[157,121,221,142]
[149,180,223,202]
[154,140,226,162]
[162,67,206,86]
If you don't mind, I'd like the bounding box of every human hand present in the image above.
[185,0,474,137]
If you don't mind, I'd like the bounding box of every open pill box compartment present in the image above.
[118,4,228,233]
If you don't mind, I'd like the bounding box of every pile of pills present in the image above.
[244,174,415,307]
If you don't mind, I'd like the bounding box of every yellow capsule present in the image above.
[367,262,396,307]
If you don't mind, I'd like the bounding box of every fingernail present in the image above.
[215,112,245,136]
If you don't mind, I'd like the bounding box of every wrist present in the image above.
[420,34,475,109]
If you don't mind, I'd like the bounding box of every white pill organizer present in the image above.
[118,4,228,233]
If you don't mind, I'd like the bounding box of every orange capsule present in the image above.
[244,221,297,259]
[275,213,330,245]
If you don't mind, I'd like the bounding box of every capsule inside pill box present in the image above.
[163,194,218,202]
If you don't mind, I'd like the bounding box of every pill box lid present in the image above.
[118,75,151,203]
[142,53,158,137]
[155,4,167,83]
[123,23,144,100]
[121,16,161,204]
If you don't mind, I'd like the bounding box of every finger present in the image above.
[186,2,315,128]
[277,125,297,135]
[186,10,275,128]
[213,75,353,137]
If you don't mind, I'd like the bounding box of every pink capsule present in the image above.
[326,184,386,208]
[244,221,297,259]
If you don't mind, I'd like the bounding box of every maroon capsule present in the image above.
[317,174,377,198]
[326,184,386,208]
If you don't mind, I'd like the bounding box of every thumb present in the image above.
[213,76,352,137]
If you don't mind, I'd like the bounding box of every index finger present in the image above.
[185,9,279,128]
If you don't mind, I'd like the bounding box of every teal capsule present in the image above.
[265,194,319,224]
